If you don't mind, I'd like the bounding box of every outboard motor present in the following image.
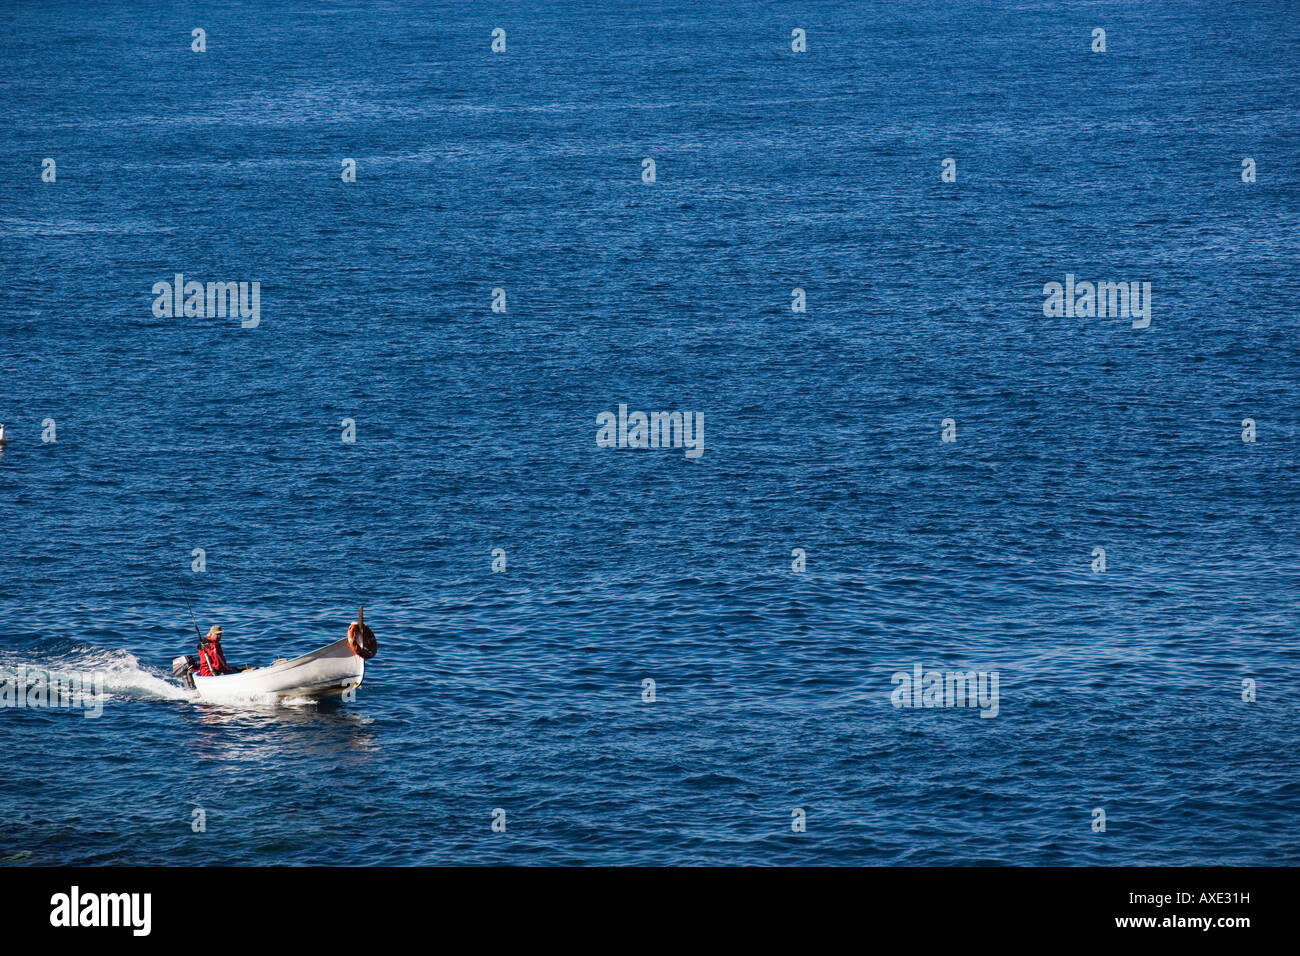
[172,655,198,689]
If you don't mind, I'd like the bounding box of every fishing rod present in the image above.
[179,578,203,644]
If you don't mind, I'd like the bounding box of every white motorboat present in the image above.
[190,637,364,703]
[173,609,377,704]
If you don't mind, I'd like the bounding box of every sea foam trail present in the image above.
[0,644,191,703]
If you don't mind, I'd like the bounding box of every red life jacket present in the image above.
[198,641,233,676]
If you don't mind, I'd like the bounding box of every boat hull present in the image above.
[192,638,364,703]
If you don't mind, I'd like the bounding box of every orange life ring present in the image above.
[347,621,377,660]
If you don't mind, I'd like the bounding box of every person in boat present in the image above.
[197,625,237,676]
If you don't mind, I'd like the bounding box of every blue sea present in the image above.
[1,0,1298,866]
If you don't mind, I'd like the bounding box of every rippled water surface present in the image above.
[1,1,1298,865]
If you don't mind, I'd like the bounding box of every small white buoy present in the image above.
[0,423,7,444]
